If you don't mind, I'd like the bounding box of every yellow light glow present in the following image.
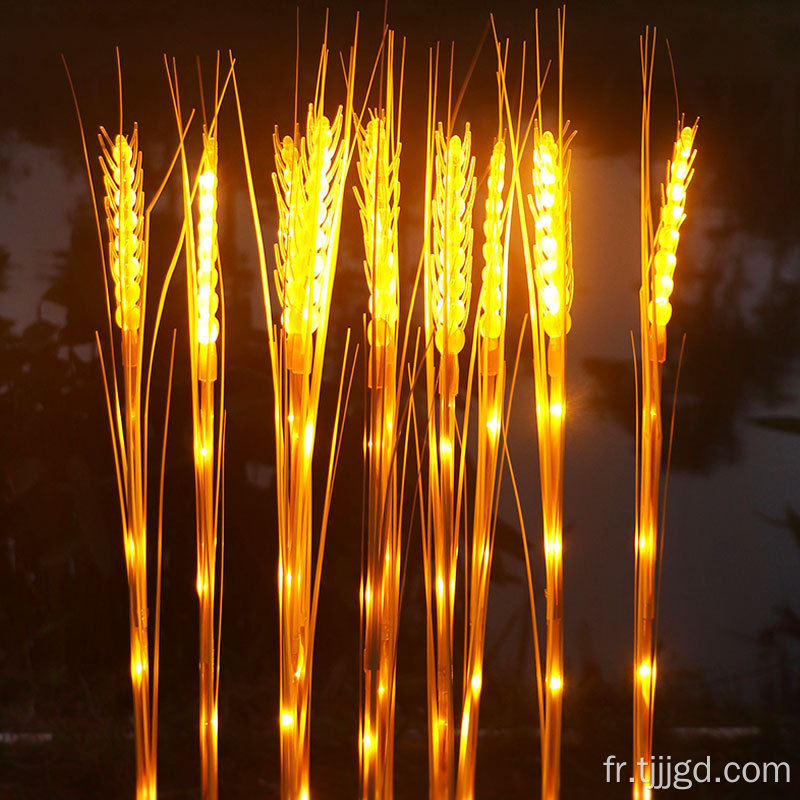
[304,421,314,455]
[650,124,697,341]
[486,413,500,438]
[549,402,563,418]
[549,674,563,693]
[281,711,294,729]
[195,138,220,350]
[545,538,562,558]
[638,661,651,679]
[471,672,482,693]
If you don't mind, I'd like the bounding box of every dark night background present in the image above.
[1,0,799,797]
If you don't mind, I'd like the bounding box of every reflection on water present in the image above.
[0,134,83,331]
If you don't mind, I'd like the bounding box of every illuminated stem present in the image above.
[124,354,154,800]
[262,32,357,800]
[634,32,697,800]
[362,367,399,798]
[541,338,565,800]
[354,34,403,797]
[455,366,501,800]
[455,134,508,800]
[172,116,224,800]
[98,122,155,800]
[435,385,457,800]
[197,378,218,800]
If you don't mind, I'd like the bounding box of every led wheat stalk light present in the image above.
[528,113,574,800]
[354,30,404,800]
[527,71,574,800]
[192,130,224,800]
[232,28,357,799]
[634,32,698,800]
[165,58,231,799]
[501,10,574,797]
[422,52,476,796]
[454,131,511,800]
[96,121,162,800]
[174,98,226,800]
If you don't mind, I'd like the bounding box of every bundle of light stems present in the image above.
[420,48,477,797]
[634,30,698,800]
[167,60,229,800]
[233,29,358,800]
[497,11,574,798]
[353,30,408,800]
[96,118,162,800]
[454,127,513,800]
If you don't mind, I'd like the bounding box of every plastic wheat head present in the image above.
[272,104,346,374]
[355,113,401,369]
[432,123,476,392]
[99,124,145,364]
[195,131,220,381]
[477,139,507,375]
[529,125,573,341]
[649,122,698,360]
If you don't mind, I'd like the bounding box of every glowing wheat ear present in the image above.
[196,133,221,365]
[650,124,697,360]
[98,122,157,800]
[432,123,475,386]
[530,128,573,343]
[353,30,404,799]
[634,35,698,795]
[273,105,344,375]
[100,126,145,362]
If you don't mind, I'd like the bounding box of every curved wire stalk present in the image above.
[230,22,358,798]
[634,30,698,800]
[353,29,407,800]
